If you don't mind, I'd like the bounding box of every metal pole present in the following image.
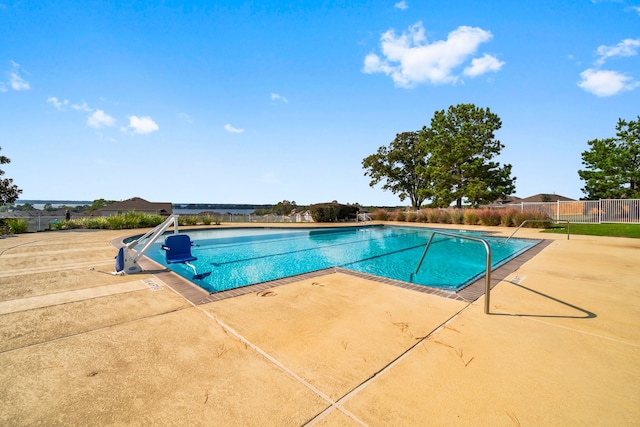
[483,239,492,314]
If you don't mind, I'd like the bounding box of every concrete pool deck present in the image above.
[0,223,638,425]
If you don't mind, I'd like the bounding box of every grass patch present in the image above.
[543,223,640,238]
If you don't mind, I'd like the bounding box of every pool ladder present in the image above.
[411,231,493,314]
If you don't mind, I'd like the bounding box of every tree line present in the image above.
[362,104,639,207]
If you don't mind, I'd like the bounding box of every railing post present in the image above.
[599,199,602,224]
[483,239,492,314]
[411,231,493,314]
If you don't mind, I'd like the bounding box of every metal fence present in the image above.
[0,215,68,232]
[518,199,640,224]
[222,213,313,223]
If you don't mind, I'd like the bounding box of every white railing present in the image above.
[519,199,640,224]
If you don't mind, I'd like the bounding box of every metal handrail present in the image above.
[506,219,570,242]
[411,231,493,314]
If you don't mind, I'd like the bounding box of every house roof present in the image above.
[97,197,172,214]
[518,193,575,203]
[491,195,522,205]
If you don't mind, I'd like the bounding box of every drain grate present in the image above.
[142,279,162,291]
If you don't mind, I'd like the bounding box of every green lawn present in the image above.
[543,223,640,238]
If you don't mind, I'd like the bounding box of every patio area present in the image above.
[0,224,638,425]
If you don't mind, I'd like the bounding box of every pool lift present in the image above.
[113,214,211,280]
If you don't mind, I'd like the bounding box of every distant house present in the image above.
[518,193,575,203]
[486,194,575,207]
[490,195,522,205]
[93,197,172,217]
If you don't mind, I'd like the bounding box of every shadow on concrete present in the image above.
[492,280,596,319]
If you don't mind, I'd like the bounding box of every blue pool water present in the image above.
[145,226,540,293]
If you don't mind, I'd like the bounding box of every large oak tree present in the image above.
[362,104,516,208]
[362,131,431,209]
[421,104,515,208]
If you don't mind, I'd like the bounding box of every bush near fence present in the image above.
[371,208,551,227]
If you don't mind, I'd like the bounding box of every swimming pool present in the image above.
[145,225,540,293]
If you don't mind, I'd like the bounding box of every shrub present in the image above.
[416,210,428,223]
[85,217,110,229]
[106,215,128,230]
[406,211,417,222]
[477,208,502,226]
[201,215,212,225]
[138,214,164,228]
[436,210,451,224]
[177,215,198,226]
[499,208,518,227]
[46,212,170,231]
[309,204,337,222]
[395,210,406,222]
[370,208,389,221]
[513,210,552,228]
[185,216,199,226]
[449,209,465,224]
[309,203,358,222]
[463,210,480,225]
[426,209,440,223]
[7,218,28,234]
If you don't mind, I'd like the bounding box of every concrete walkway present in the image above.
[0,225,638,426]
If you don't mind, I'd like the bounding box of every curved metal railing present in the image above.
[506,219,570,242]
[411,230,493,314]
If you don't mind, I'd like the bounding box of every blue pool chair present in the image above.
[161,234,211,280]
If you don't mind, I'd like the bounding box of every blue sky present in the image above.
[1,0,639,206]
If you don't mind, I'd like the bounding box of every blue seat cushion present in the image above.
[162,234,197,264]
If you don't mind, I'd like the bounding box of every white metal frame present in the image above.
[115,214,179,274]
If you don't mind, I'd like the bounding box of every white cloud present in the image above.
[463,53,505,77]
[71,101,91,112]
[87,110,116,128]
[47,97,93,112]
[271,93,288,103]
[362,22,499,87]
[595,38,640,65]
[2,61,30,91]
[631,6,640,15]
[47,96,68,110]
[127,115,159,134]
[577,68,639,97]
[394,1,408,10]
[579,37,640,96]
[224,123,245,133]
[9,72,29,90]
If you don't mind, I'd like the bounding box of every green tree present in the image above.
[0,147,22,205]
[87,198,116,212]
[421,104,516,208]
[578,116,640,199]
[362,131,430,209]
[274,200,297,215]
[16,202,34,211]
[309,202,358,222]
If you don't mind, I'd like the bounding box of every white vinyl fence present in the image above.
[518,199,640,224]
